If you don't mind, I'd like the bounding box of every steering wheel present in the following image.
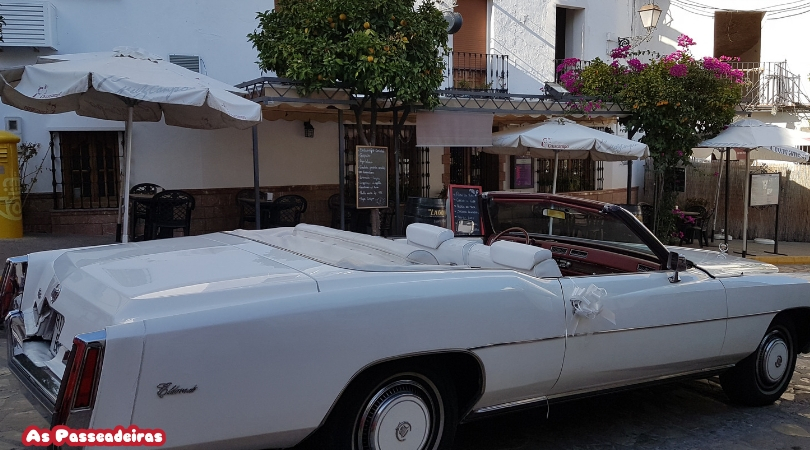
[490,227,531,245]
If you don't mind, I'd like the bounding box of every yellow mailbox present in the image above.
[0,131,23,238]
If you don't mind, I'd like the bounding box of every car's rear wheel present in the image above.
[720,318,797,406]
[320,365,457,450]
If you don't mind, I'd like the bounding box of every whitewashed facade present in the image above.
[1,0,806,233]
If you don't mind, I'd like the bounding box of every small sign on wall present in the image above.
[511,156,534,189]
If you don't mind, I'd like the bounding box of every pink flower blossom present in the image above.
[676,150,684,157]
[663,50,685,62]
[669,64,688,77]
[677,34,696,48]
[555,57,580,73]
[627,58,646,72]
[559,70,582,94]
[610,45,631,60]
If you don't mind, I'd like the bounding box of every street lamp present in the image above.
[638,3,662,30]
[618,2,662,49]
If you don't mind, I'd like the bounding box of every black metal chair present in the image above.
[266,195,307,228]
[130,183,163,240]
[678,205,709,247]
[144,190,195,240]
[237,188,258,228]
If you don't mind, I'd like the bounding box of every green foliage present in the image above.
[248,0,449,109]
[565,38,742,240]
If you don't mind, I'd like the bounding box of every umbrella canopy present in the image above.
[0,47,261,130]
[0,47,262,242]
[692,145,810,163]
[698,119,810,256]
[699,119,810,151]
[487,118,649,193]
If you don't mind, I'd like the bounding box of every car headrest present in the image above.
[490,240,553,270]
[406,223,454,249]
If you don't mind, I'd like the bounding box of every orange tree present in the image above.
[249,0,448,144]
[249,0,449,234]
[557,36,743,239]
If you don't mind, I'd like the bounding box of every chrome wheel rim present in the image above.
[356,378,443,450]
[757,329,791,391]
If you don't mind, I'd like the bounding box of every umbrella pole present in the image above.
[742,150,751,257]
[712,149,724,242]
[121,106,134,243]
[724,148,730,245]
[552,152,560,194]
[252,125,261,229]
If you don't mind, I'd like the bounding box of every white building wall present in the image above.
[1,0,344,195]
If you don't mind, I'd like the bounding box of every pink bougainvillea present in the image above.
[627,58,646,72]
[669,64,688,77]
[677,34,696,48]
[610,45,631,60]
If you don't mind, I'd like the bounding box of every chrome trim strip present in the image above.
[568,311,779,338]
[470,364,733,417]
[473,396,547,414]
[544,364,735,401]
[469,335,566,351]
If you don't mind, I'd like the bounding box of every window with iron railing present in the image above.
[444,52,509,93]
[53,131,121,209]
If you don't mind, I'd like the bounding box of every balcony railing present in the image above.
[443,52,508,93]
[730,61,810,112]
[553,58,591,83]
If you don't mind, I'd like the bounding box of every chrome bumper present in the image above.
[5,310,59,424]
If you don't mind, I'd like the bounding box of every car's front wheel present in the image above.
[321,365,458,450]
[720,318,797,406]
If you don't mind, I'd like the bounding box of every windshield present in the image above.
[486,199,655,257]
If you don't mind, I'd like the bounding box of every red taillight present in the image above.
[0,266,18,319]
[53,334,104,426]
[73,345,101,408]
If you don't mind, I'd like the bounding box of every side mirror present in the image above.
[668,251,686,283]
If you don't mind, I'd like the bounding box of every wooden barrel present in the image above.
[403,197,447,229]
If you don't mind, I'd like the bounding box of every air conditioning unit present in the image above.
[0,2,58,49]
[169,54,205,74]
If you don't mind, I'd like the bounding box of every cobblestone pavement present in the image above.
[2,266,810,449]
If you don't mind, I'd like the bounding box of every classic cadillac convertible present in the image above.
[4,192,810,450]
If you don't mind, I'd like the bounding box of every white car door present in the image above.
[549,268,727,396]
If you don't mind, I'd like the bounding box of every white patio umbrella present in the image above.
[486,118,649,193]
[0,47,262,242]
[699,119,810,256]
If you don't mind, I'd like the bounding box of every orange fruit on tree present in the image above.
[383,45,390,51]
[339,13,346,21]
[400,20,407,26]
[367,56,374,62]
[330,23,336,28]
[364,22,370,29]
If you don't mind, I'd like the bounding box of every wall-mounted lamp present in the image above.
[303,121,314,138]
[638,3,662,30]
[617,2,662,49]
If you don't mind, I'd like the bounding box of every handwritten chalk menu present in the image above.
[750,173,780,206]
[448,184,483,235]
[356,146,388,209]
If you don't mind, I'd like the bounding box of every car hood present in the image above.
[668,245,779,278]
[24,233,319,344]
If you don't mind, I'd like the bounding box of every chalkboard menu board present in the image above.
[356,146,388,209]
[448,184,483,235]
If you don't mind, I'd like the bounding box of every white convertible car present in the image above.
[4,192,810,450]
